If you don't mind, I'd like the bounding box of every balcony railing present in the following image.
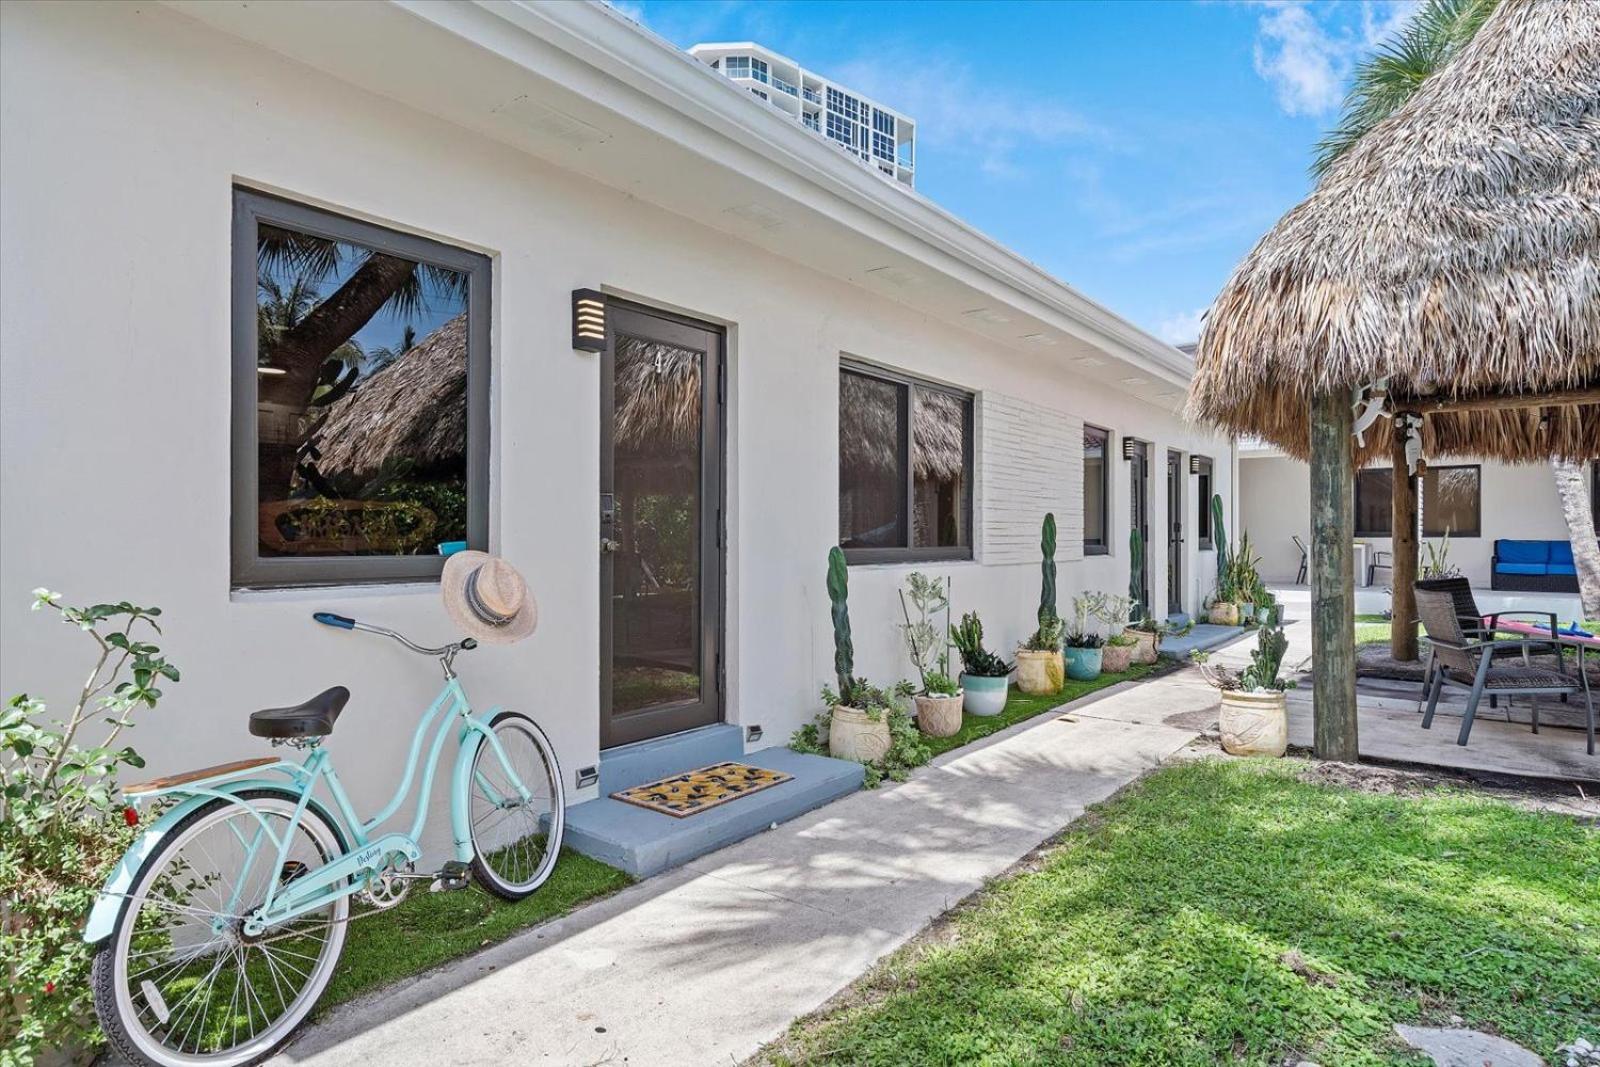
[772,76,799,97]
[802,87,822,104]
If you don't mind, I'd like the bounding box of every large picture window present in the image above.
[232,189,490,587]
[1083,425,1110,555]
[839,363,973,563]
[1355,468,1393,537]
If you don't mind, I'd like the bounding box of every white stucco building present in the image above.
[0,0,1234,863]
[689,41,917,186]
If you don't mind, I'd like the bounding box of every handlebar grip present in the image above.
[313,612,356,630]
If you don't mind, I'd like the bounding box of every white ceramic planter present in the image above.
[828,704,892,763]
[1014,649,1063,694]
[914,692,963,737]
[960,674,1009,716]
[1218,689,1288,757]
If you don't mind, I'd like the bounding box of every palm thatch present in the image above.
[840,371,966,481]
[313,313,467,483]
[1188,0,1600,463]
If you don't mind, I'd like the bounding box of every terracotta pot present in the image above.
[1124,628,1159,664]
[1062,646,1103,681]
[914,692,963,737]
[828,704,892,763]
[1014,649,1064,694]
[1101,641,1134,673]
[961,673,1010,716]
[1218,689,1288,757]
[1208,602,1241,626]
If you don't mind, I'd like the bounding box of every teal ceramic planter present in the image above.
[1063,646,1103,681]
[960,673,1010,716]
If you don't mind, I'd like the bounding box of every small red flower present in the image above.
[123,806,139,827]
[43,981,55,995]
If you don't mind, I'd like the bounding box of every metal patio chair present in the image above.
[1410,577,1563,713]
[1416,588,1593,751]
[1292,535,1308,584]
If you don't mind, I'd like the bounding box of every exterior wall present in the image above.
[0,2,1229,861]
[1240,453,1578,588]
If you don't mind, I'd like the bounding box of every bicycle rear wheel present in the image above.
[469,711,564,899]
[92,790,349,1067]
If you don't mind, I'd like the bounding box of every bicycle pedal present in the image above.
[429,860,471,893]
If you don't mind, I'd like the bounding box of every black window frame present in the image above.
[1354,467,1394,538]
[231,187,492,589]
[838,360,974,565]
[1193,455,1214,550]
[1422,463,1481,538]
[1083,424,1111,556]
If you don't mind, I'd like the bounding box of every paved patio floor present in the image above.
[259,680,1207,1067]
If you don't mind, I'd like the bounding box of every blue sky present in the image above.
[608,0,1418,344]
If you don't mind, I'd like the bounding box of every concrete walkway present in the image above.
[268,679,1209,1067]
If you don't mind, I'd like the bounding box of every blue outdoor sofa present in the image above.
[1490,539,1581,592]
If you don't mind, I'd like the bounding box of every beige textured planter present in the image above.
[1208,602,1241,626]
[1101,641,1135,673]
[914,692,963,737]
[1014,649,1064,694]
[1218,689,1288,757]
[828,704,891,763]
[1124,628,1159,664]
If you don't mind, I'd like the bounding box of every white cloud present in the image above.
[1156,308,1208,345]
[830,51,1099,180]
[1250,0,1419,118]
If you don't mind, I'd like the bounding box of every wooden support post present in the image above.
[1310,391,1359,761]
[1389,424,1419,662]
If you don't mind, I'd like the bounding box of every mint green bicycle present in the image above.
[85,611,565,1067]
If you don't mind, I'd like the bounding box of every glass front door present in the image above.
[1128,439,1150,621]
[600,305,723,749]
[1167,450,1184,617]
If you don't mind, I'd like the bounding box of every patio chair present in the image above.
[1292,535,1308,584]
[1410,576,1563,710]
[1416,588,1594,753]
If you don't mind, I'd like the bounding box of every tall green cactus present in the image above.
[826,546,853,693]
[1038,512,1058,627]
[1211,493,1229,591]
[1129,528,1144,621]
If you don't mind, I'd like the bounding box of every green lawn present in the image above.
[923,662,1165,759]
[1355,612,1411,647]
[760,759,1600,1066]
[318,848,631,1013]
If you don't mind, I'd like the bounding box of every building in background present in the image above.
[690,42,916,187]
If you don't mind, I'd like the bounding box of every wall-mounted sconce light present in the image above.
[1122,437,1140,460]
[1189,455,1202,474]
[572,289,606,352]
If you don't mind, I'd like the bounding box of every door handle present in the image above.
[600,538,621,554]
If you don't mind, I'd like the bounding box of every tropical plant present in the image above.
[1066,592,1108,649]
[1094,594,1133,635]
[1022,614,1064,653]
[800,681,926,788]
[951,612,1014,678]
[827,546,854,696]
[1226,531,1262,605]
[2,590,178,1065]
[1193,624,1296,693]
[921,670,960,697]
[1422,529,1462,580]
[897,571,949,690]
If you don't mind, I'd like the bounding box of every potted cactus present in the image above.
[1194,623,1294,757]
[1207,494,1242,625]
[1063,592,1105,681]
[951,611,1013,716]
[1016,513,1065,694]
[823,546,894,762]
[898,572,963,737]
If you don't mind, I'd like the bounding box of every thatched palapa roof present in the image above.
[1188,0,1600,463]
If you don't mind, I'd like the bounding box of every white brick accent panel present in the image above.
[978,391,1082,564]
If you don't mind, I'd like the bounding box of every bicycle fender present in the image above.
[83,779,345,945]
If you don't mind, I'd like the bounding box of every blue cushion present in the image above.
[1495,562,1548,576]
[1549,541,1575,566]
[1548,563,1577,576]
[1496,540,1549,565]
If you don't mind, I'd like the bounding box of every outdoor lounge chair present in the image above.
[1416,588,1594,753]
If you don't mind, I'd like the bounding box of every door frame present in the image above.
[1127,438,1151,621]
[1166,449,1184,617]
[599,300,727,750]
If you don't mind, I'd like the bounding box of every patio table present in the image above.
[1482,616,1597,753]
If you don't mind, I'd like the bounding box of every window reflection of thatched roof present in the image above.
[840,371,965,481]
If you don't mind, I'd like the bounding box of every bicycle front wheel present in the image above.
[469,711,565,900]
[92,790,349,1067]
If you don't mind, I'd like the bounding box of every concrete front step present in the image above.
[1159,623,1247,660]
[567,739,864,878]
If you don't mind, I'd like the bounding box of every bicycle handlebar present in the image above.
[310,612,476,658]
[313,612,355,630]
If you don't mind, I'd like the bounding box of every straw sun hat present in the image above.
[441,552,538,644]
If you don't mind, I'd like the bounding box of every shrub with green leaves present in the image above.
[1,590,178,1066]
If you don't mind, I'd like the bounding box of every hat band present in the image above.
[465,568,515,627]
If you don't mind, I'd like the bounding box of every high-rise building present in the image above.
[689,42,916,187]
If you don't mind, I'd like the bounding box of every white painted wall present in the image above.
[0,2,1231,861]
[1240,453,1580,588]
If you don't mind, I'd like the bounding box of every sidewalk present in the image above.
[268,678,1212,1066]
